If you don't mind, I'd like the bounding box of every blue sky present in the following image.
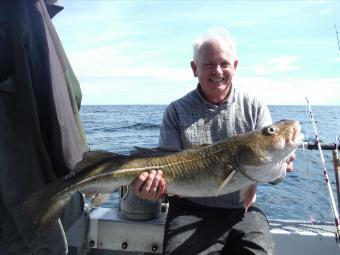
[53,1,340,105]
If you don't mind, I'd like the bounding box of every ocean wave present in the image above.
[84,123,161,133]
[117,123,161,131]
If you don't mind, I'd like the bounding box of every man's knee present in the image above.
[224,207,274,255]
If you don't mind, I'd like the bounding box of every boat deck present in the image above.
[66,207,339,254]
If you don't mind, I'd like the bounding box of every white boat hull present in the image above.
[66,207,339,254]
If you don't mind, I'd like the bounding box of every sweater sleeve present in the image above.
[159,103,183,150]
[255,102,272,129]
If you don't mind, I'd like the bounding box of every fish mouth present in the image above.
[288,121,304,148]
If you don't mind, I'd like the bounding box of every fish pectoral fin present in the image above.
[84,192,111,208]
[216,170,236,196]
[240,184,257,212]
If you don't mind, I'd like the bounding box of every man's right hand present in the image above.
[131,170,166,200]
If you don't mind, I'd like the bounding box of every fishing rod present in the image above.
[299,142,340,151]
[305,97,340,242]
[335,24,340,53]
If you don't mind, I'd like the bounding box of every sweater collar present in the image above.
[195,84,236,109]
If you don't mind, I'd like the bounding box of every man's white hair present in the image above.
[192,27,237,62]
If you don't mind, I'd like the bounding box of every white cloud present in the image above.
[79,75,340,105]
[320,8,333,15]
[67,43,193,82]
[79,67,193,81]
[80,78,193,105]
[232,19,262,27]
[71,52,193,80]
[235,76,340,105]
[255,56,300,75]
[54,1,340,106]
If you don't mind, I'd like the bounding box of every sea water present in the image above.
[80,105,340,222]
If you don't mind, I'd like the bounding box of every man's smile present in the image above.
[209,77,224,82]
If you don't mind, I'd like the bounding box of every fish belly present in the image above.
[166,172,254,197]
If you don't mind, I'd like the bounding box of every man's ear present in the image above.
[191,61,198,77]
[233,60,239,71]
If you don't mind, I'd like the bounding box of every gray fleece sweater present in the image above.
[159,85,272,208]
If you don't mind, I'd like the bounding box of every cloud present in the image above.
[79,67,193,81]
[54,1,340,106]
[232,19,262,27]
[79,74,340,105]
[255,56,300,75]
[66,42,193,83]
[320,9,333,15]
[235,76,340,105]
[80,78,193,105]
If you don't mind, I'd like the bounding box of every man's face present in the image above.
[191,40,238,103]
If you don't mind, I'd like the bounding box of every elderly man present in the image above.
[132,27,294,255]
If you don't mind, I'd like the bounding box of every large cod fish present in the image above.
[23,120,303,231]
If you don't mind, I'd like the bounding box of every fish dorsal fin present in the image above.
[191,143,211,149]
[130,144,209,157]
[216,169,236,196]
[74,151,120,173]
[130,146,181,157]
[191,144,211,149]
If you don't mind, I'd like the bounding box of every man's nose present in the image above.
[213,65,223,74]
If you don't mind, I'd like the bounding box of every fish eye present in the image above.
[264,126,277,135]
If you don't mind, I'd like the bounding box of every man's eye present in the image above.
[221,62,231,68]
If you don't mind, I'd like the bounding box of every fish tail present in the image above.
[22,182,70,232]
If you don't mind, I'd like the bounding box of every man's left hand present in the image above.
[285,153,296,172]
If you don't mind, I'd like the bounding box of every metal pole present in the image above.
[300,142,340,151]
[333,137,340,212]
[333,150,340,212]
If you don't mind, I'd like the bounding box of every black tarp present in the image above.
[0,0,88,253]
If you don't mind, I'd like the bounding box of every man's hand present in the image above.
[285,153,296,172]
[131,170,166,200]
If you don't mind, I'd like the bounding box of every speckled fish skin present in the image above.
[22,120,303,231]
